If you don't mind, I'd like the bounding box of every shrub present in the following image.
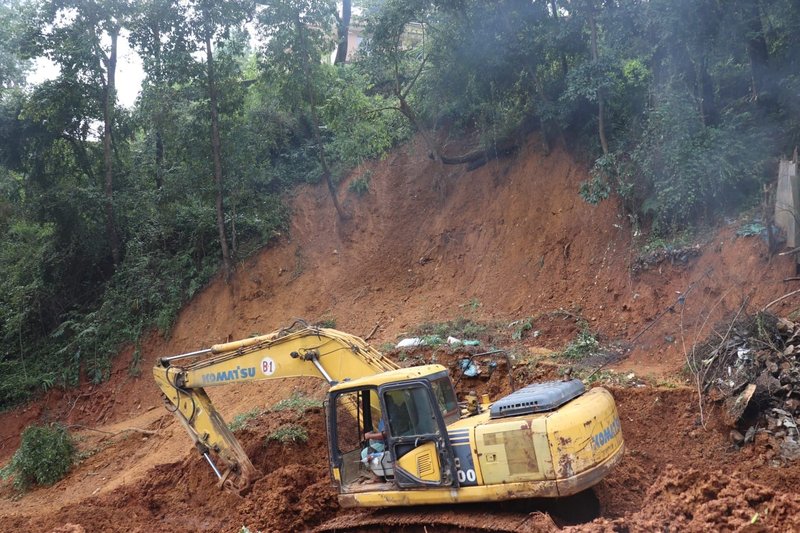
[270,393,323,414]
[266,424,308,444]
[1,423,75,491]
[314,317,337,329]
[348,172,371,196]
[511,318,533,341]
[228,408,266,431]
[562,326,600,360]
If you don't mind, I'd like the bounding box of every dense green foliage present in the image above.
[0,423,75,490]
[0,0,798,408]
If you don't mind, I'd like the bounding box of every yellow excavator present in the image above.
[153,323,624,507]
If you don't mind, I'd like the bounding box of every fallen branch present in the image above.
[681,285,737,429]
[67,391,95,419]
[700,297,748,393]
[364,321,381,341]
[762,289,800,312]
[439,138,519,167]
[68,424,157,436]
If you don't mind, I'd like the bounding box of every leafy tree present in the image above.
[129,0,193,191]
[259,0,348,219]
[186,0,254,277]
[0,0,30,91]
[359,0,440,160]
[361,1,552,166]
[29,0,130,265]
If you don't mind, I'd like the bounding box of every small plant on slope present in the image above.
[0,423,75,491]
[562,325,600,360]
[266,425,309,444]
[270,393,323,414]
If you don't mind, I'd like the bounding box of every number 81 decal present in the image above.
[261,357,276,376]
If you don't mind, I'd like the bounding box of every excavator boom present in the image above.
[154,325,397,493]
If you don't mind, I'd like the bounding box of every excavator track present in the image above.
[315,490,601,532]
[315,508,556,532]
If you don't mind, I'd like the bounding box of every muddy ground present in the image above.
[2,135,800,531]
[4,352,800,532]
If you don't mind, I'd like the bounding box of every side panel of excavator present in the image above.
[546,387,623,494]
[475,416,555,484]
[339,387,624,507]
[475,387,622,496]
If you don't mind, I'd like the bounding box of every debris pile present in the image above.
[575,465,800,532]
[631,243,701,273]
[692,312,800,462]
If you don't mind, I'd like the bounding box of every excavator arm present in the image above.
[153,324,398,495]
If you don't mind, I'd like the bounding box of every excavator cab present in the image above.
[326,366,458,493]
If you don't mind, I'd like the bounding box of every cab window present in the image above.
[384,387,439,437]
[431,377,459,424]
[334,388,381,455]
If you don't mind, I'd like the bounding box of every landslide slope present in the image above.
[1,134,798,532]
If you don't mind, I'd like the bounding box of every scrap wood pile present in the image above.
[691,311,800,462]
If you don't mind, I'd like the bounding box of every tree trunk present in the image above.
[588,4,608,156]
[549,0,568,77]
[742,0,769,100]
[297,19,348,220]
[155,131,164,190]
[698,55,717,126]
[334,0,351,65]
[206,32,233,278]
[397,96,442,163]
[103,28,121,266]
[153,20,164,191]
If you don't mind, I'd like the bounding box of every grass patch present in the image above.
[414,317,486,339]
[511,318,533,340]
[378,342,395,352]
[421,335,444,347]
[462,298,481,311]
[1,423,75,491]
[228,408,266,431]
[348,171,371,196]
[269,393,323,414]
[639,231,694,255]
[314,317,337,329]
[561,325,600,360]
[266,424,308,444]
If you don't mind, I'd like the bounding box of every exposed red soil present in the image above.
[2,134,800,531]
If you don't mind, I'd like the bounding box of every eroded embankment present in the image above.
[3,132,800,531]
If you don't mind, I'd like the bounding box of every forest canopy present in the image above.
[0,0,798,408]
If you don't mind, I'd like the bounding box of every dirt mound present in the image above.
[577,466,800,532]
[1,409,339,533]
